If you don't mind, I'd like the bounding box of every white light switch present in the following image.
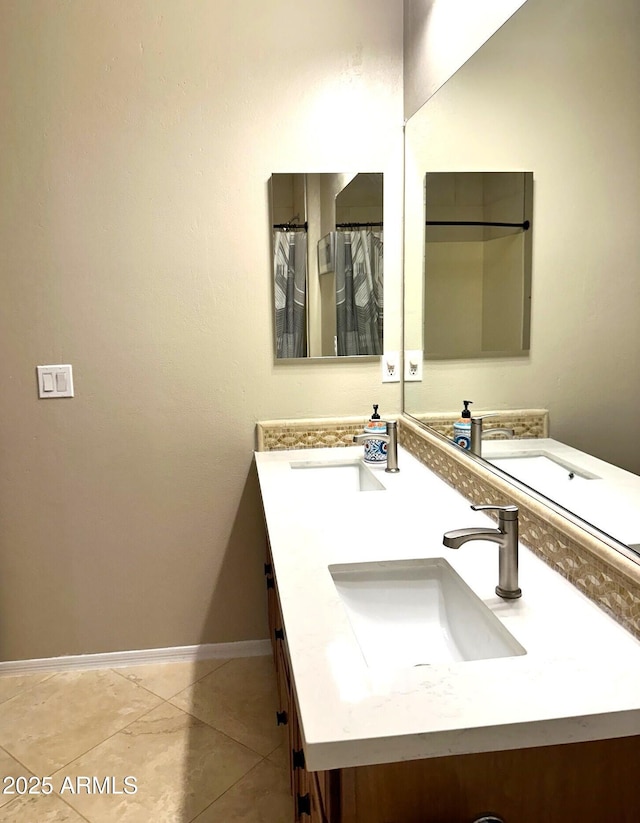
[37,365,74,398]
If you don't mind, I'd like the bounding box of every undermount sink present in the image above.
[289,459,385,493]
[489,453,600,486]
[329,558,525,668]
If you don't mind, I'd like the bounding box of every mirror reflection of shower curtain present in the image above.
[274,230,307,358]
[335,230,383,356]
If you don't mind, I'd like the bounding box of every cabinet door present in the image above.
[275,640,295,797]
[339,735,640,823]
[264,541,278,661]
[265,544,339,822]
[308,770,336,823]
[291,698,328,823]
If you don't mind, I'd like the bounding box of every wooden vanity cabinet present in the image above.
[264,544,640,823]
[337,738,640,822]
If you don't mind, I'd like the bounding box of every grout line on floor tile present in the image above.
[264,738,287,760]
[170,657,236,696]
[49,699,167,779]
[56,793,94,823]
[0,671,58,707]
[173,657,235,694]
[109,657,234,701]
[190,657,234,683]
[108,666,174,700]
[0,743,34,776]
[165,702,275,760]
[184,755,276,823]
[0,672,61,713]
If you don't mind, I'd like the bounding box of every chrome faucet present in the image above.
[353,420,399,473]
[470,416,515,456]
[443,504,522,599]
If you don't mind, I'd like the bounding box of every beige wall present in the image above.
[481,234,525,351]
[0,0,403,661]
[403,0,527,118]
[404,0,640,474]
[424,242,484,355]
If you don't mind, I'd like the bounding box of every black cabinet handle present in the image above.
[276,710,288,726]
[264,562,273,576]
[266,576,275,590]
[297,793,311,817]
[292,748,305,769]
[274,627,284,641]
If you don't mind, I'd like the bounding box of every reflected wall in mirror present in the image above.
[403,0,639,552]
[424,172,532,359]
[270,172,383,359]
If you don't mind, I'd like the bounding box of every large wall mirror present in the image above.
[403,0,639,556]
[270,172,383,359]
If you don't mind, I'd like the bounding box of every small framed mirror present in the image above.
[270,172,383,359]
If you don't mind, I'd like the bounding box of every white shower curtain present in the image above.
[273,230,307,358]
[335,230,383,356]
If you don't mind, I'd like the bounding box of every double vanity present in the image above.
[258,2,640,818]
[256,428,640,822]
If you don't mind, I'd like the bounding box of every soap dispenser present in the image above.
[453,400,473,450]
[363,404,387,465]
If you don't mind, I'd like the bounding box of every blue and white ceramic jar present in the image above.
[363,405,387,465]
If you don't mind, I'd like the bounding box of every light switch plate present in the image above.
[37,365,74,398]
[381,352,400,383]
[404,350,423,382]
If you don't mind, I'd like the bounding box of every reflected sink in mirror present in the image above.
[330,558,525,667]
[289,459,385,493]
[488,453,600,487]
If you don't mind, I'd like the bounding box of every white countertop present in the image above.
[255,445,640,771]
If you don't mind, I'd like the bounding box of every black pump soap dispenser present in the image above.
[362,404,387,464]
[453,400,473,450]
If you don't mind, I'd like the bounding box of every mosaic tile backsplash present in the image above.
[412,409,549,440]
[256,412,640,640]
[255,417,370,452]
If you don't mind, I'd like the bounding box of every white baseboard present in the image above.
[0,639,271,677]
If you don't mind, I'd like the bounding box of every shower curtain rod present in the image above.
[273,221,383,230]
[273,222,308,231]
[426,219,530,230]
[335,221,383,228]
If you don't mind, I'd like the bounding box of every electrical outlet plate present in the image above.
[37,364,74,398]
[404,350,423,382]
[381,352,400,383]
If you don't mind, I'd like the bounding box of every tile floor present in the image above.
[0,655,293,822]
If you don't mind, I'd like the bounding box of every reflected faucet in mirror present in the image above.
[270,173,383,360]
[471,416,515,456]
